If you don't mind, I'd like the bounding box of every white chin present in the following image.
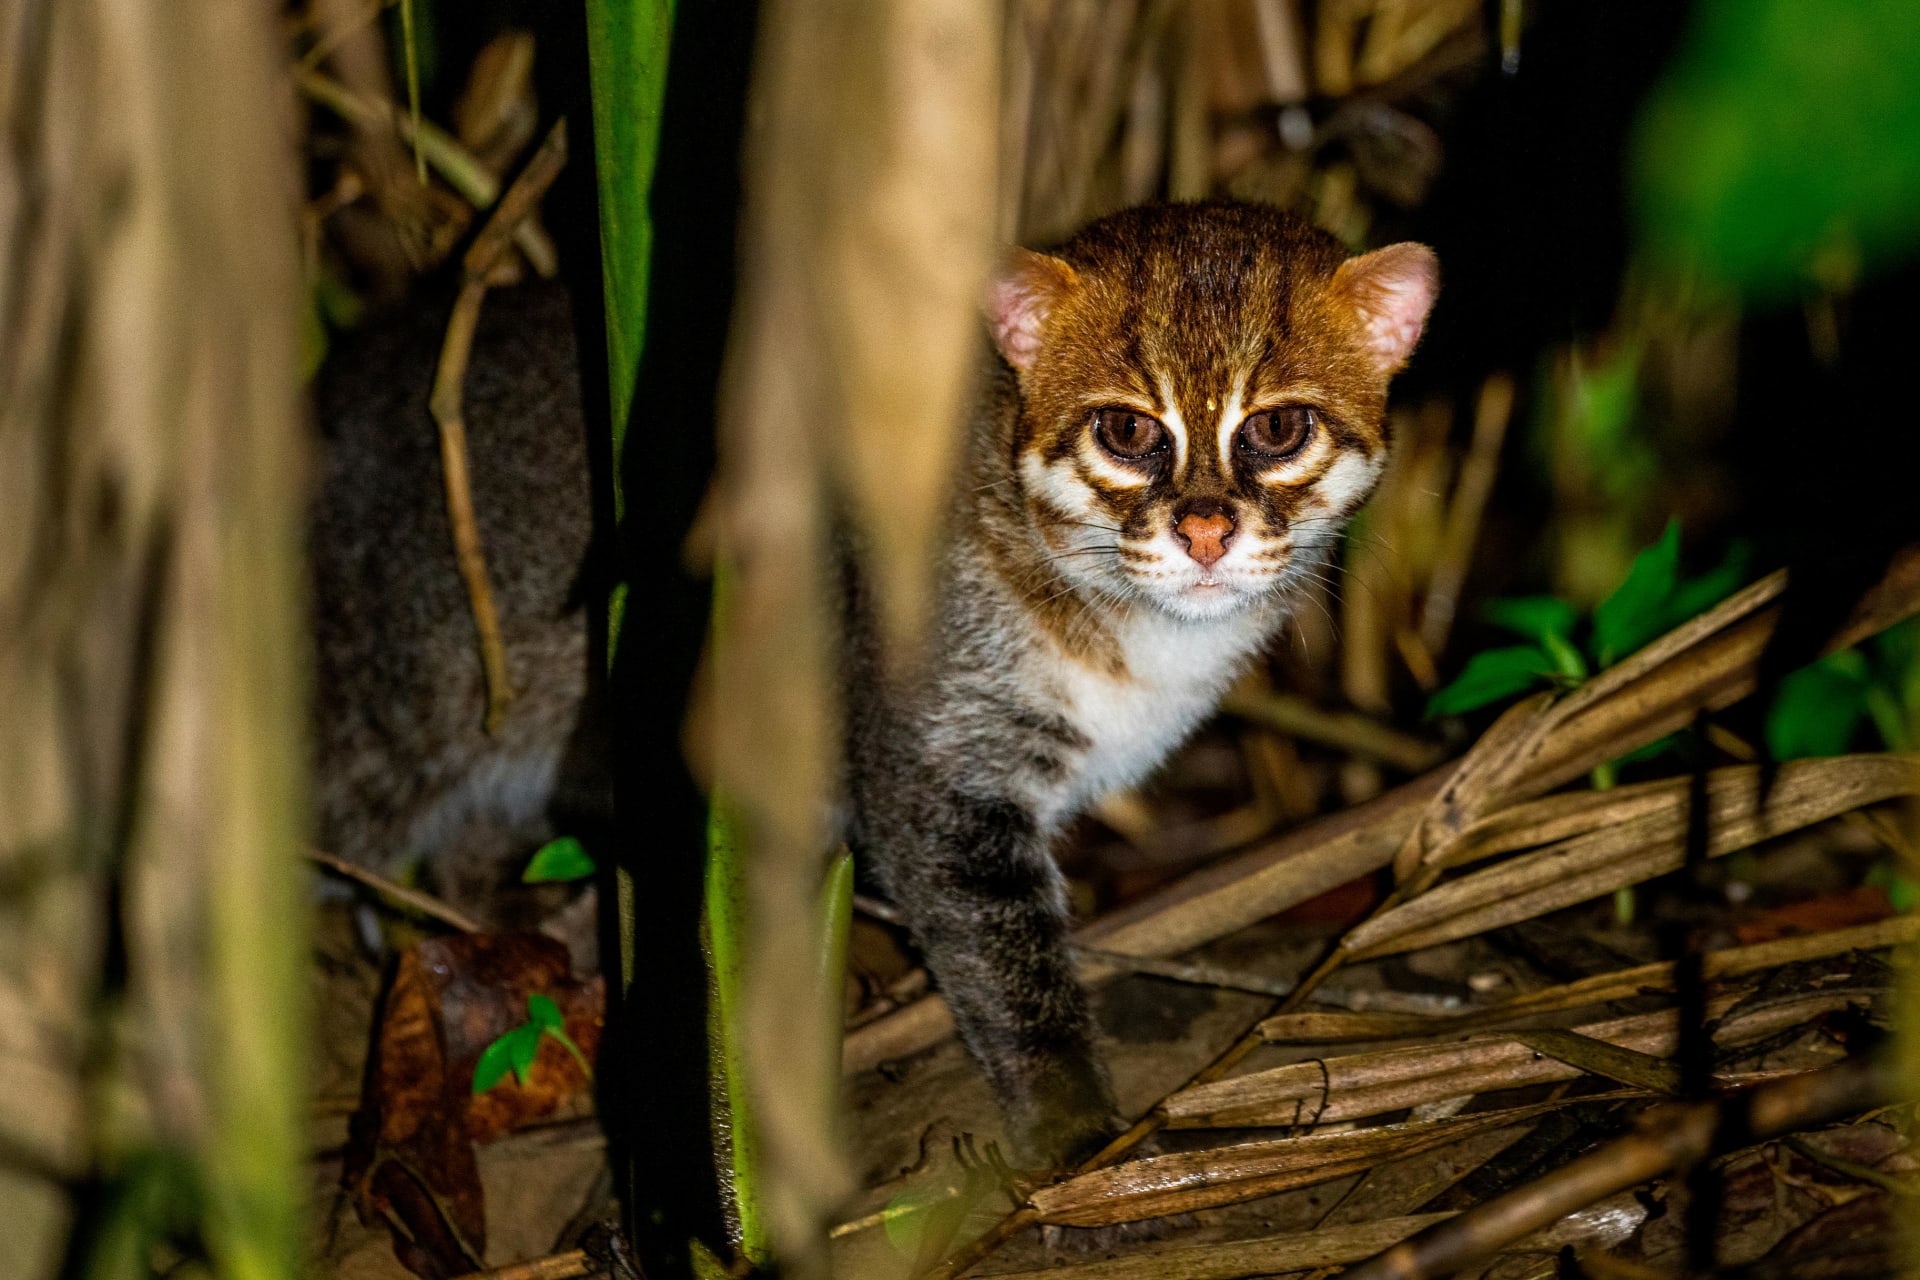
[1157,578,1251,621]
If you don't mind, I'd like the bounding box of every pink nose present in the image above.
[1176,512,1234,568]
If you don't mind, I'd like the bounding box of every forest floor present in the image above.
[303,710,1914,1280]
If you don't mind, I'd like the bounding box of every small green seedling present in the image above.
[522,835,597,883]
[472,993,593,1094]
[1765,618,1919,760]
[1427,519,1748,720]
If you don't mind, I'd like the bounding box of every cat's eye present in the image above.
[1238,406,1316,459]
[1092,408,1168,461]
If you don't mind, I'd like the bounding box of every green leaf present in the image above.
[882,1188,942,1254]
[1658,542,1751,630]
[1614,732,1682,768]
[473,1022,543,1094]
[1765,651,1871,759]
[1592,519,1681,666]
[508,1021,542,1083]
[523,836,596,883]
[528,992,564,1030]
[1868,862,1919,913]
[1426,645,1556,719]
[586,0,677,519]
[1481,596,1580,645]
[1541,629,1590,684]
[1869,618,1920,749]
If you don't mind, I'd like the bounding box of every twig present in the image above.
[852,893,901,924]
[1421,371,1514,658]
[917,1004,1281,1280]
[1033,1096,1628,1226]
[297,69,557,277]
[1258,914,1920,1043]
[982,1213,1453,1280]
[298,69,501,206]
[427,119,569,733]
[1220,688,1446,773]
[450,1249,597,1280]
[1782,1134,1920,1197]
[1339,1054,1897,1280]
[1168,989,1860,1130]
[308,850,482,933]
[297,0,394,74]
[1071,945,1293,998]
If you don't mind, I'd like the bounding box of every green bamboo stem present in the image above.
[580,0,675,1088]
[706,801,857,1269]
[584,0,676,523]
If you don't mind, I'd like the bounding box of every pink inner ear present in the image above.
[1335,243,1440,374]
[988,251,1076,371]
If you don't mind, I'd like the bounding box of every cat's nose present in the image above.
[1174,504,1235,568]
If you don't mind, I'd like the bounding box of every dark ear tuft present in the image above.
[1330,243,1439,375]
[987,250,1078,372]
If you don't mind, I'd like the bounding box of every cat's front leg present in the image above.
[884,788,1121,1169]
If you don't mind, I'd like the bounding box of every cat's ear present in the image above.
[987,249,1078,372]
[1331,243,1439,375]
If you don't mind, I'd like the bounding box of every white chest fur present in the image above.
[1039,604,1276,828]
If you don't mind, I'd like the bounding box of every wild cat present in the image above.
[309,281,599,920]
[845,202,1436,1165]
[308,200,1436,1168]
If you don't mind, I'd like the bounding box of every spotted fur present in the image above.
[847,201,1436,1165]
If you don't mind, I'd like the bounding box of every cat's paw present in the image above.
[1018,1108,1126,1172]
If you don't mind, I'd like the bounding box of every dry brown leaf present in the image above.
[1031,1099,1585,1227]
[1259,915,1920,1043]
[1167,989,1859,1129]
[1343,755,1920,961]
[1392,690,1556,883]
[985,1212,1454,1280]
[344,933,602,1278]
[1510,1029,1683,1095]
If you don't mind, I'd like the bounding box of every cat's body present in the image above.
[310,280,599,910]
[848,202,1435,1163]
[309,200,1434,1167]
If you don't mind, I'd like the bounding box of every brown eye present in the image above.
[1092,408,1167,461]
[1239,407,1316,458]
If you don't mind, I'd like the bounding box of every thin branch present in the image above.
[450,1249,597,1280]
[1220,688,1446,773]
[307,850,482,934]
[1420,371,1515,657]
[298,69,500,206]
[1071,945,1293,999]
[427,119,569,733]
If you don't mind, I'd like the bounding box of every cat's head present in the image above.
[989,202,1437,623]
